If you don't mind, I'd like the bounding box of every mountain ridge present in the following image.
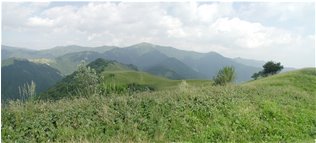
[1,43,291,81]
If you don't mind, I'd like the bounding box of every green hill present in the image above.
[87,58,138,73]
[243,68,316,92]
[1,59,63,102]
[39,58,191,100]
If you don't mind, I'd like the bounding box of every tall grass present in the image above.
[213,66,236,85]
[2,85,315,142]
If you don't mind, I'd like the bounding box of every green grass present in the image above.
[243,68,316,93]
[100,70,211,90]
[2,68,316,142]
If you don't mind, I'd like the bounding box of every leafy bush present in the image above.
[73,61,99,97]
[213,66,236,85]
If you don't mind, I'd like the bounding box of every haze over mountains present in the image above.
[2,42,295,100]
[2,42,269,81]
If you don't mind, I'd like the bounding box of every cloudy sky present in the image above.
[2,2,315,68]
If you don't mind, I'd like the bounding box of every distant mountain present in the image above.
[233,57,266,68]
[145,57,204,80]
[1,45,116,60]
[1,45,53,60]
[104,47,169,69]
[40,45,116,57]
[1,59,63,102]
[122,43,261,82]
[127,42,203,60]
[49,51,104,75]
[233,57,296,73]
[2,43,268,81]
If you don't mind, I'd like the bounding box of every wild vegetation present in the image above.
[2,68,315,142]
[213,66,236,85]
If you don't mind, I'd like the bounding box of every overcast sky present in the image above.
[2,2,315,68]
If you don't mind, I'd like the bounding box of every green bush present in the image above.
[73,61,99,97]
[213,66,236,85]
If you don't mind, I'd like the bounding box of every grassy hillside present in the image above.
[2,68,315,142]
[101,71,211,90]
[40,58,211,100]
[243,68,316,93]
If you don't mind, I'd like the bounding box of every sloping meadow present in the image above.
[2,68,316,142]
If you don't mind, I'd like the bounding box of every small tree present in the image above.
[213,66,236,86]
[262,61,283,76]
[251,61,283,80]
[74,61,99,96]
[251,71,262,80]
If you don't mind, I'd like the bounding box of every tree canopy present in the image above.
[252,61,283,80]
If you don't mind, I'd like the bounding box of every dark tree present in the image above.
[251,72,260,80]
[251,61,283,80]
[262,61,283,76]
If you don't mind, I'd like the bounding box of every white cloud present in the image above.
[27,17,55,27]
[236,2,315,35]
[208,17,297,49]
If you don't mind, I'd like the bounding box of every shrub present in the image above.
[73,61,99,96]
[178,80,189,91]
[213,66,236,85]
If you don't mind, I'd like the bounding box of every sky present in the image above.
[2,2,315,68]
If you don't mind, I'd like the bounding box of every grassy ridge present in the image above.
[243,68,316,93]
[2,68,316,142]
[100,71,211,90]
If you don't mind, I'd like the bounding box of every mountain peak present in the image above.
[130,42,157,48]
[87,58,138,73]
[205,51,223,57]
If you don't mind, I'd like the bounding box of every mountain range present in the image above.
[2,42,297,101]
[2,42,272,82]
